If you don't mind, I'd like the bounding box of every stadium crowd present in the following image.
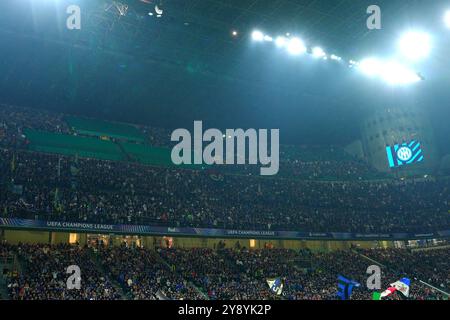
[97,244,204,300]
[158,247,273,300]
[4,243,121,300]
[1,148,449,233]
[360,248,450,292]
[1,243,448,300]
[0,104,70,148]
[0,104,449,245]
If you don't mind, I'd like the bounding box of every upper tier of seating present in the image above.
[0,104,387,181]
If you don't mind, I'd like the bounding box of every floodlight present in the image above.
[359,58,383,76]
[330,54,342,61]
[275,36,288,48]
[287,37,306,55]
[312,47,326,58]
[398,31,431,61]
[252,30,264,42]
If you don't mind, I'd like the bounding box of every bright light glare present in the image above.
[445,11,450,28]
[275,36,288,48]
[264,35,273,42]
[359,58,383,76]
[358,58,421,85]
[252,30,264,41]
[287,38,306,55]
[312,47,326,58]
[398,31,431,61]
[380,61,421,85]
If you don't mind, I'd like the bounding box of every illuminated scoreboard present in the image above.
[386,140,424,168]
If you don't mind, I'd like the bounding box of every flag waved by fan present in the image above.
[373,278,410,300]
[267,278,283,295]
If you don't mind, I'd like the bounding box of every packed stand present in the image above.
[3,243,122,300]
[159,247,273,300]
[0,104,70,148]
[157,247,448,300]
[1,148,449,233]
[97,244,204,300]
[1,243,448,300]
[359,248,450,293]
[1,105,449,234]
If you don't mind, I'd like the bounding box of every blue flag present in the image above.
[337,275,360,300]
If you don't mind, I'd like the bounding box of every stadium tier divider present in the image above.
[65,116,146,143]
[119,141,173,166]
[24,129,126,161]
[23,128,206,170]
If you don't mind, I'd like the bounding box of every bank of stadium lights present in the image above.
[253,30,339,61]
[250,30,421,85]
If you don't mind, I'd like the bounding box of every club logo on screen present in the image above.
[396,146,412,161]
[386,140,423,168]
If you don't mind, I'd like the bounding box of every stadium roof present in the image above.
[2,0,447,78]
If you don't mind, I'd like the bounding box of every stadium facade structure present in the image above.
[360,103,439,175]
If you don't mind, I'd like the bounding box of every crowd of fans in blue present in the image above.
[1,243,448,300]
[1,105,449,233]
